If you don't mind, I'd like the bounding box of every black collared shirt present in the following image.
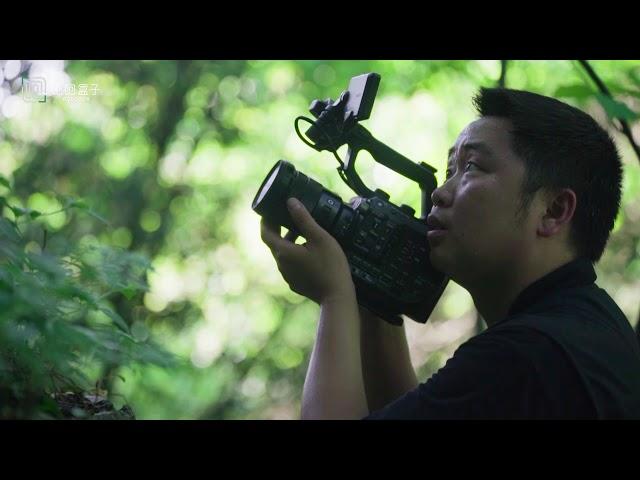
[364,258,640,419]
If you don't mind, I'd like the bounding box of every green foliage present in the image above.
[0,187,176,419]
[595,94,640,121]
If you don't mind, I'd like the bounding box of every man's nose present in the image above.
[431,183,452,208]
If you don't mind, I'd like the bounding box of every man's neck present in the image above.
[468,251,577,327]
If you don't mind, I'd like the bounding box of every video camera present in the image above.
[252,73,448,325]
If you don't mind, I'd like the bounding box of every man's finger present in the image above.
[261,219,304,260]
[286,198,327,243]
[260,219,286,251]
[284,230,299,243]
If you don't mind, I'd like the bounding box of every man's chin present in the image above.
[428,250,450,276]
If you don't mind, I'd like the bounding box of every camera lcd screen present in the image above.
[344,73,380,122]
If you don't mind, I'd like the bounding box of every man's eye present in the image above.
[464,161,480,172]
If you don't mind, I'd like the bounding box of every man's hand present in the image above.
[260,198,354,304]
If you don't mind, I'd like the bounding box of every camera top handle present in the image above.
[343,124,438,219]
[299,75,439,221]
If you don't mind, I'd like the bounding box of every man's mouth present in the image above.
[426,214,448,231]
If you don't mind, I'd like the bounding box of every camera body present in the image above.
[252,72,449,325]
[253,159,446,325]
[334,190,446,325]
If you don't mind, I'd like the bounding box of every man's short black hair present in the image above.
[473,87,623,263]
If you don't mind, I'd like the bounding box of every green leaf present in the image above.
[66,198,110,225]
[617,89,640,100]
[27,252,67,278]
[9,206,28,218]
[627,68,640,89]
[29,210,42,219]
[595,94,640,121]
[86,209,109,225]
[99,307,130,333]
[0,218,21,243]
[0,176,10,189]
[554,84,594,100]
[70,199,89,210]
[131,321,150,342]
[38,396,62,418]
[606,81,640,100]
[122,286,137,300]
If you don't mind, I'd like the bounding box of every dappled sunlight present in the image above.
[191,324,225,368]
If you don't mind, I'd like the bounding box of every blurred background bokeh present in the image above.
[1,60,639,419]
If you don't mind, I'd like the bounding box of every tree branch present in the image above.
[578,60,640,163]
[498,60,508,88]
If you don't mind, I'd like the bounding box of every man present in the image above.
[260,87,640,419]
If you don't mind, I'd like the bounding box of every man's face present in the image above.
[428,116,539,287]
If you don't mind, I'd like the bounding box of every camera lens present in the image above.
[255,162,282,206]
[252,160,347,236]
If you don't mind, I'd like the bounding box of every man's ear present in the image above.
[537,188,577,237]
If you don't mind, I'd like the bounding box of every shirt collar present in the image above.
[507,257,597,317]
